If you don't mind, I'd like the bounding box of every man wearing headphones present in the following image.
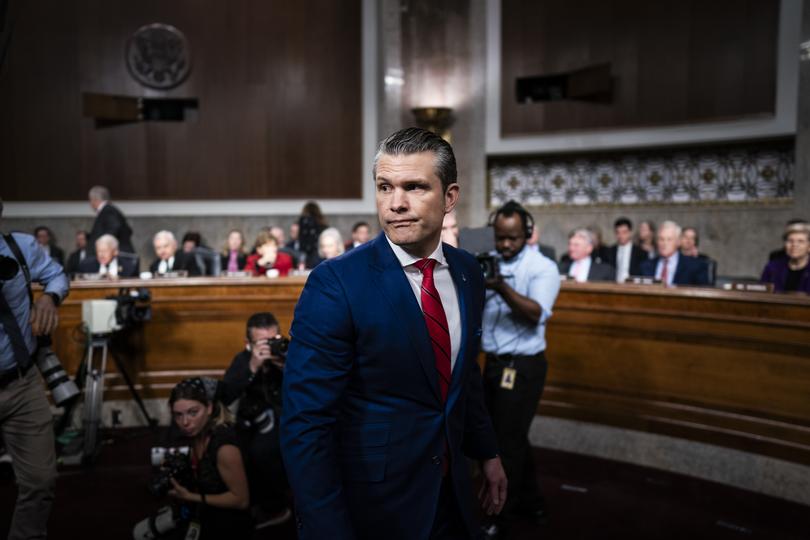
[481,201,560,539]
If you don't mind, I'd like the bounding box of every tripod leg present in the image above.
[109,350,157,428]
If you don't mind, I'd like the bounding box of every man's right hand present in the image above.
[249,339,273,373]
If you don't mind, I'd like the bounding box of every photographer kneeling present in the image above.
[221,312,291,529]
[165,377,252,538]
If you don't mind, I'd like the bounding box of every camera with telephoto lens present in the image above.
[132,504,186,540]
[35,336,80,406]
[148,447,193,497]
[476,253,500,281]
[106,287,152,330]
[237,338,286,434]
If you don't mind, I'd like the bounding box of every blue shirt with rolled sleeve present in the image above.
[0,233,69,371]
[482,246,560,356]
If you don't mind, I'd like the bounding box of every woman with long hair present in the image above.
[167,377,252,538]
[220,229,248,272]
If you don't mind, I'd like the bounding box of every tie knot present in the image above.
[415,258,437,277]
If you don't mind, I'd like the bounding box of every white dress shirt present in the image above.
[386,236,461,371]
[157,256,175,274]
[568,256,592,283]
[616,242,632,283]
[99,258,119,277]
[655,252,679,286]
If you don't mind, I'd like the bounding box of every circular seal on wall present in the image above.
[126,23,191,90]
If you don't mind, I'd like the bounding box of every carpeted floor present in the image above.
[0,428,807,539]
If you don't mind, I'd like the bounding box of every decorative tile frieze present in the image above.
[489,141,794,207]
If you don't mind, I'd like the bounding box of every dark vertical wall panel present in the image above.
[0,0,362,201]
[500,0,779,135]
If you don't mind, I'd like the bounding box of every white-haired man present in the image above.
[149,230,202,276]
[640,221,709,286]
[77,234,138,277]
[87,186,134,254]
[558,228,615,282]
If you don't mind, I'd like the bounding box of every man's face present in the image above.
[615,225,632,246]
[657,227,680,258]
[353,225,370,244]
[271,227,286,245]
[89,197,101,211]
[96,242,117,266]
[785,232,810,260]
[247,325,281,362]
[567,235,593,261]
[153,237,177,261]
[76,232,87,249]
[375,152,459,257]
[289,223,299,241]
[681,229,697,252]
[35,229,50,246]
[494,214,527,261]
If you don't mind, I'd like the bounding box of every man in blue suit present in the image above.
[640,220,709,286]
[281,128,507,540]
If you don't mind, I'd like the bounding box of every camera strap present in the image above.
[3,234,33,307]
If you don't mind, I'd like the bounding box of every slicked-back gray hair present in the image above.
[659,220,682,238]
[88,186,110,202]
[96,234,119,251]
[569,228,595,246]
[153,230,177,245]
[373,127,457,191]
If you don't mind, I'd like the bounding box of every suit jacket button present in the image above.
[432,455,441,465]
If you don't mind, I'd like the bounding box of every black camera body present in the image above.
[149,448,193,497]
[476,253,500,281]
[106,287,152,329]
[237,345,285,434]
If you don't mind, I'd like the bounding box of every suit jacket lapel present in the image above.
[444,247,471,404]
[370,235,442,404]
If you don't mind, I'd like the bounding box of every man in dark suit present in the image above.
[77,234,139,278]
[605,217,646,283]
[345,221,372,251]
[65,230,88,276]
[148,230,202,276]
[640,221,709,286]
[559,228,616,282]
[281,128,507,540]
[33,226,65,267]
[87,186,134,254]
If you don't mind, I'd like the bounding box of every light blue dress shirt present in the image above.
[655,252,679,286]
[0,233,69,370]
[482,246,561,356]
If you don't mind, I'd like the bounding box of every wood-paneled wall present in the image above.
[501,0,779,135]
[0,0,362,201]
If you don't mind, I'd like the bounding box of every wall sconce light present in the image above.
[411,107,454,142]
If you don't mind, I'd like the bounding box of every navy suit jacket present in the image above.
[640,254,710,286]
[281,234,498,540]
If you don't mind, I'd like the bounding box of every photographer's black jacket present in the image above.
[221,350,254,406]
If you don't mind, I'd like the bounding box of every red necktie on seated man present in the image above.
[661,257,669,285]
[415,258,451,402]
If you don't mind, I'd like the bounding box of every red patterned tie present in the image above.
[415,258,451,402]
[661,257,669,285]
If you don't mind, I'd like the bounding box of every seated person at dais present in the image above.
[558,228,615,282]
[640,220,709,286]
[245,231,293,277]
[65,230,88,276]
[165,378,253,538]
[761,223,810,294]
[150,230,203,276]
[77,234,138,278]
[316,226,345,265]
[221,229,248,272]
[34,226,65,267]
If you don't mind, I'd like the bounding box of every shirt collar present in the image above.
[385,235,446,269]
